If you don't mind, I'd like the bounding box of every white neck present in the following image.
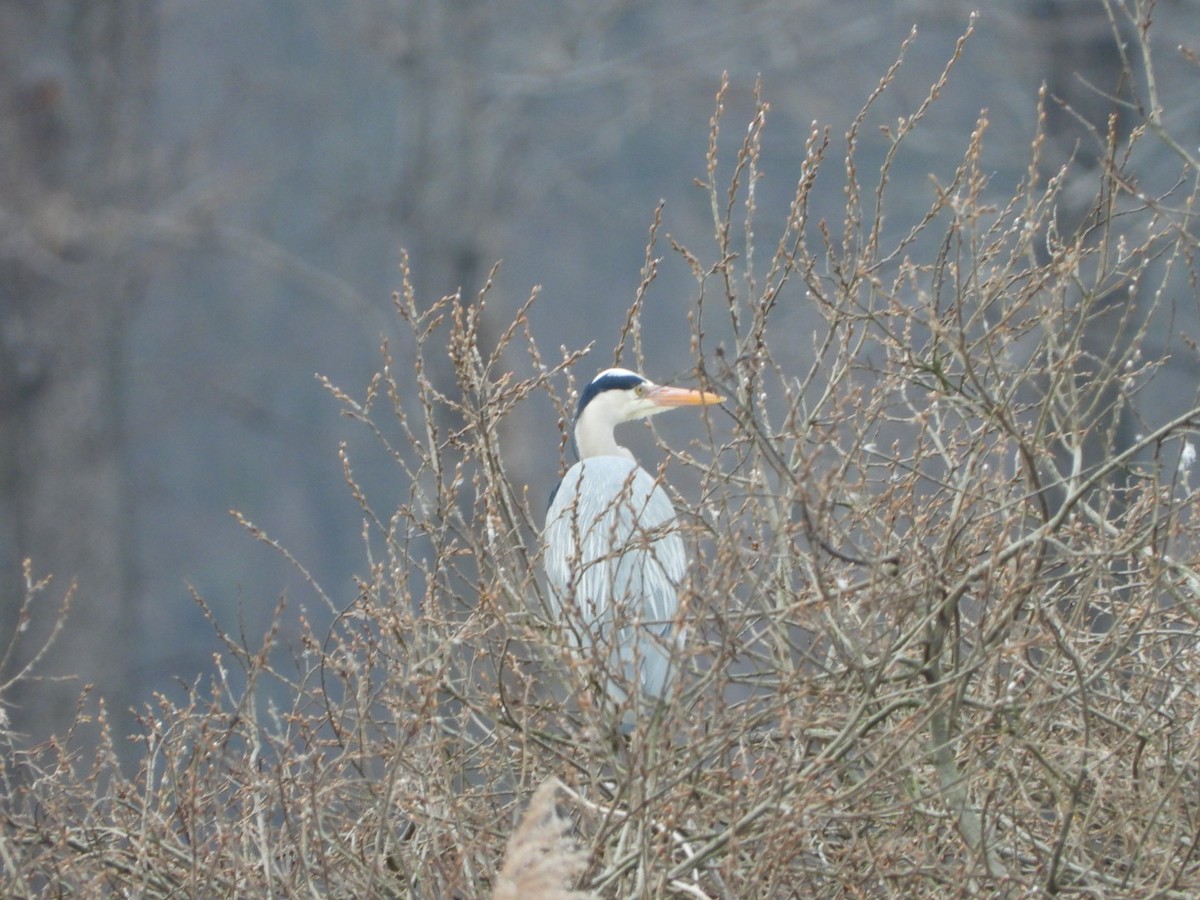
[576,425,635,461]
[575,391,638,461]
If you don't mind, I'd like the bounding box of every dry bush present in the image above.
[5,4,1200,897]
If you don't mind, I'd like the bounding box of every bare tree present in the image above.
[0,1,157,744]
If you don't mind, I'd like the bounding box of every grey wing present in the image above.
[542,459,685,699]
[612,477,685,627]
[543,459,684,625]
[613,477,685,699]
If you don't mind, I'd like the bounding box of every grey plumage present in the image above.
[543,456,685,702]
[540,368,721,719]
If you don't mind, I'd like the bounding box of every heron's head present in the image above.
[573,367,722,460]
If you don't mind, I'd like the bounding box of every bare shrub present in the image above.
[4,4,1200,897]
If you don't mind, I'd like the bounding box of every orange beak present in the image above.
[644,384,724,408]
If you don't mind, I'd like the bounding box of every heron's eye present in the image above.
[634,384,645,396]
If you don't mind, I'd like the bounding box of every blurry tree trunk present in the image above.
[390,0,527,410]
[0,2,156,745]
[394,1,493,308]
[1033,0,1131,223]
[1028,0,1135,477]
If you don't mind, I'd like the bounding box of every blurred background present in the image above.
[1,0,1196,750]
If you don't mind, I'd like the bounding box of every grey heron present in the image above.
[542,367,722,718]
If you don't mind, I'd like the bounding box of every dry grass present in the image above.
[493,778,595,900]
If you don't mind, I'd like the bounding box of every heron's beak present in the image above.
[645,384,724,408]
